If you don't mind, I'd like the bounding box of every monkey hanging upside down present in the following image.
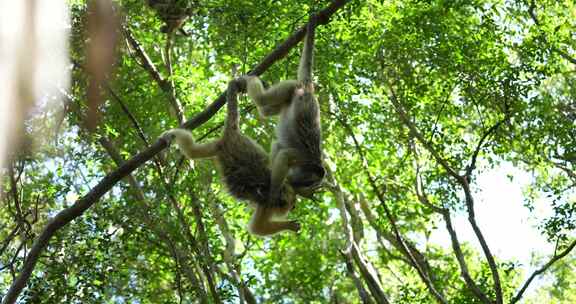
[241,14,325,202]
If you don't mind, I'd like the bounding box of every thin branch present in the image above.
[442,212,493,304]
[386,86,502,303]
[328,172,390,304]
[428,83,458,143]
[387,90,460,180]
[0,226,20,259]
[340,250,375,304]
[162,32,185,123]
[511,239,576,304]
[1,2,350,302]
[460,177,503,304]
[123,28,186,123]
[330,111,448,304]
[410,141,484,298]
[553,162,576,181]
[106,84,151,146]
[99,136,210,302]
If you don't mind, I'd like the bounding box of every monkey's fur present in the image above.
[242,15,325,201]
[162,80,300,236]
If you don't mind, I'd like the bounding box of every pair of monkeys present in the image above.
[162,17,324,236]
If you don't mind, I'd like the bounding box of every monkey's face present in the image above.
[288,164,325,195]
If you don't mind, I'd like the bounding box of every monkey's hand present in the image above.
[237,75,269,93]
[160,129,178,144]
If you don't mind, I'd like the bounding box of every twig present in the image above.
[123,28,186,123]
[106,84,151,146]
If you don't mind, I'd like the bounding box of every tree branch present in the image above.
[123,28,186,123]
[442,211,493,304]
[340,250,375,304]
[0,2,350,302]
[327,171,390,304]
[330,110,448,304]
[386,86,503,304]
[98,137,211,302]
[466,118,507,178]
[511,239,576,304]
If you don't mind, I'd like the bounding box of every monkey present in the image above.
[241,15,325,202]
[161,80,300,236]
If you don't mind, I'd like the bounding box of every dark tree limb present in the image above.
[328,171,390,304]
[409,139,491,303]
[387,83,503,304]
[442,212,493,304]
[387,87,501,304]
[341,250,375,304]
[99,137,211,302]
[1,1,350,303]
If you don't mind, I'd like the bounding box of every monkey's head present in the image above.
[288,163,325,196]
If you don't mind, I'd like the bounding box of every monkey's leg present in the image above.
[247,205,300,236]
[162,129,219,159]
[245,76,298,117]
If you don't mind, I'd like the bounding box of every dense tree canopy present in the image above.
[1,0,575,303]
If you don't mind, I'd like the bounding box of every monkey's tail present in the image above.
[298,14,316,85]
[225,80,240,132]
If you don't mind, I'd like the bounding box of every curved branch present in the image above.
[1,2,350,303]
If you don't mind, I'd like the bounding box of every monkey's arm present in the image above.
[245,76,299,117]
[162,129,219,159]
[297,15,316,84]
